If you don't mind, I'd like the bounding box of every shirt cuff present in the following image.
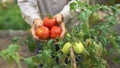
[60,10,72,23]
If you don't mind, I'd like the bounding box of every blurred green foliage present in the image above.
[0,4,30,30]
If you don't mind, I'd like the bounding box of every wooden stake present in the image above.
[70,47,77,68]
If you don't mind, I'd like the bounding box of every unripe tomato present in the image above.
[50,26,62,39]
[85,38,92,46]
[89,12,100,26]
[62,42,72,54]
[43,17,57,29]
[66,33,71,38]
[73,41,84,54]
[35,26,49,40]
[93,41,103,57]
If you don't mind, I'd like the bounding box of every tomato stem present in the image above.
[85,17,91,38]
[9,63,13,68]
[47,14,52,19]
[70,47,77,68]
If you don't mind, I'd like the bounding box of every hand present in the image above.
[32,19,43,28]
[54,14,66,38]
[31,19,44,41]
[54,14,63,24]
[60,22,66,39]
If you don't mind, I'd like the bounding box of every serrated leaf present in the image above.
[32,56,41,64]
[24,58,37,68]
[112,57,120,64]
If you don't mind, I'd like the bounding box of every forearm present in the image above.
[17,0,41,26]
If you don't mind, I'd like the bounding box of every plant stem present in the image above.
[70,47,77,68]
[85,18,91,38]
[10,63,13,68]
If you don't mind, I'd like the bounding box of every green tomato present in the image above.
[93,41,103,57]
[66,33,71,38]
[73,41,84,54]
[89,12,100,26]
[85,38,92,46]
[62,42,72,54]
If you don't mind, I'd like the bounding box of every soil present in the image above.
[0,30,34,68]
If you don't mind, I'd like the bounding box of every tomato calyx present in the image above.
[47,14,53,19]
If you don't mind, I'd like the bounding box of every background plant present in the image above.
[0,3,30,30]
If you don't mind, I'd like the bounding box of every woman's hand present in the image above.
[54,14,63,24]
[59,22,66,39]
[32,19,43,28]
[54,14,66,38]
[31,19,44,40]
[31,13,66,40]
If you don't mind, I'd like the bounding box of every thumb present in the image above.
[54,14,63,24]
[31,28,39,39]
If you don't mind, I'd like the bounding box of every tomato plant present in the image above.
[43,17,57,29]
[50,26,62,39]
[0,38,21,68]
[35,26,49,40]
[1,1,120,68]
[67,1,120,68]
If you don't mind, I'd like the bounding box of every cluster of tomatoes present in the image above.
[35,17,62,40]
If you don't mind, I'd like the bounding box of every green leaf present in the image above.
[47,39,54,46]
[42,50,52,59]
[32,56,42,64]
[26,36,36,52]
[112,57,120,64]
[70,2,77,10]
[24,58,37,68]
[0,43,21,68]
[12,36,21,44]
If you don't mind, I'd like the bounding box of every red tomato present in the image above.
[50,26,62,39]
[35,26,49,40]
[43,17,57,29]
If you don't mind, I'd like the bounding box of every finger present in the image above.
[60,29,66,39]
[54,14,63,24]
[37,21,43,27]
[56,17,62,24]
[33,20,43,28]
[60,22,66,39]
[31,28,39,39]
[60,33,64,39]
[60,30,66,39]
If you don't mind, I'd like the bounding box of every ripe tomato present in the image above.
[50,26,62,39]
[35,26,49,40]
[43,17,57,29]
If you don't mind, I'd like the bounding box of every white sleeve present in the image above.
[60,0,76,23]
[60,0,89,23]
[17,0,41,26]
